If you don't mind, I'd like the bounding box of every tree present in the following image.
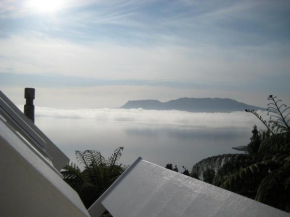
[191,95,290,212]
[165,163,173,170]
[248,125,261,154]
[203,168,215,184]
[165,163,179,172]
[245,95,290,134]
[61,147,126,209]
[182,166,190,176]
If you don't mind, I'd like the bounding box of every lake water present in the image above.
[35,108,264,171]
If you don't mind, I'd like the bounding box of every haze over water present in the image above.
[35,107,264,170]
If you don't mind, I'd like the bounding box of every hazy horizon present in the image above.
[5,88,289,111]
[33,107,266,169]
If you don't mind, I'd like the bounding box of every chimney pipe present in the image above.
[24,88,35,123]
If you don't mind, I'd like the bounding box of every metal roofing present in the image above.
[89,157,290,217]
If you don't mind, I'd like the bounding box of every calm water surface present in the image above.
[36,111,256,170]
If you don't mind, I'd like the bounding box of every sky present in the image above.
[1,0,290,108]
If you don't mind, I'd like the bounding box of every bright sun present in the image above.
[27,0,65,14]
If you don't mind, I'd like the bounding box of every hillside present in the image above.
[120,97,264,112]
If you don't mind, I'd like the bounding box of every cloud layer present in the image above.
[34,106,266,129]
[1,34,289,85]
[34,107,265,168]
[1,0,290,86]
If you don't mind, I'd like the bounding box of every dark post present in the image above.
[24,88,35,123]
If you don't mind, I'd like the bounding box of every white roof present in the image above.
[89,157,290,217]
[0,90,69,170]
[0,90,89,217]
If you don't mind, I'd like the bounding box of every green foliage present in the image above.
[165,163,179,172]
[248,125,261,154]
[254,154,290,211]
[192,133,290,212]
[203,169,215,184]
[267,95,290,133]
[192,95,290,213]
[258,131,290,154]
[246,95,290,135]
[182,166,190,176]
[165,164,190,176]
[61,147,126,209]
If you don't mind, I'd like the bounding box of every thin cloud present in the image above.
[1,34,289,85]
[1,0,289,109]
[34,107,266,129]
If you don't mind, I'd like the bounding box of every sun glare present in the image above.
[27,0,65,14]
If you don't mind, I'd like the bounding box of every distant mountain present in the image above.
[120,98,265,113]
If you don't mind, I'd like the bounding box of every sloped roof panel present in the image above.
[0,119,90,217]
[89,158,289,217]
